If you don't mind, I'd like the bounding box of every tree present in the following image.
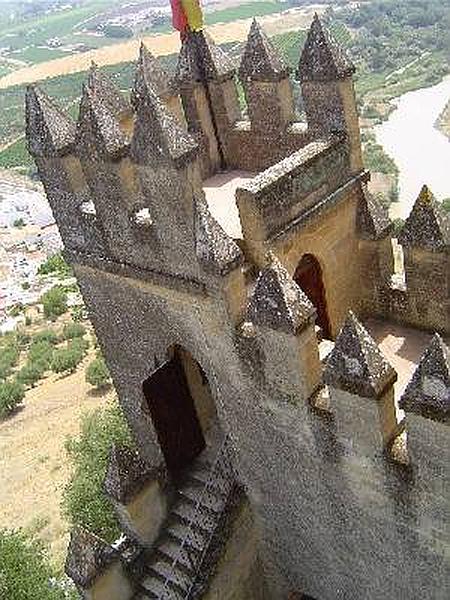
[41,287,67,320]
[0,380,25,418]
[0,528,72,599]
[86,356,111,390]
[62,401,134,542]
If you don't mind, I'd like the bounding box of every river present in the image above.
[375,76,450,219]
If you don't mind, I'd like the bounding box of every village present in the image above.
[0,171,81,334]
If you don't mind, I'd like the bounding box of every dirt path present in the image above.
[0,358,112,566]
[0,6,324,90]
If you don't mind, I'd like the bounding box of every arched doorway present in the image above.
[294,254,331,339]
[142,346,217,475]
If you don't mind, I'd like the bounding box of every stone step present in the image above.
[148,559,192,591]
[178,483,227,514]
[172,501,217,533]
[157,539,198,573]
[187,466,232,495]
[139,575,185,600]
[166,521,209,553]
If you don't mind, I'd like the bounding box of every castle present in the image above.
[25,16,450,600]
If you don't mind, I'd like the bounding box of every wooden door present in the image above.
[294,254,332,339]
[143,353,206,473]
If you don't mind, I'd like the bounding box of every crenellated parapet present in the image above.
[25,85,105,256]
[26,58,246,291]
[236,134,353,265]
[370,185,450,334]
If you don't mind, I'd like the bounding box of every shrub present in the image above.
[70,337,89,355]
[0,380,25,418]
[86,357,111,390]
[442,198,450,213]
[28,340,54,368]
[392,218,405,237]
[41,286,67,320]
[0,528,70,599]
[0,339,20,381]
[13,217,25,228]
[51,346,83,375]
[71,305,88,322]
[37,252,72,278]
[16,361,47,388]
[62,322,86,340]
[32,329,59,346]
[63,401,134,541]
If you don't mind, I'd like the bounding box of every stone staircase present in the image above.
[134,441,235,600]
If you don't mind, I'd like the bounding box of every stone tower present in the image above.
[26,16,450,600]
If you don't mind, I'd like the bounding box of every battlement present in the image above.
[26,14,450,600]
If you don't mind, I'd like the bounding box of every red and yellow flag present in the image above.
[170,0,203,33]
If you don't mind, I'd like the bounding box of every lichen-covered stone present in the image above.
[25,85,76,157]
[194,196,243,275]
[356,183,392,240]
[297,14,355,82]
[324,311,397,398]
[399,334,450,423]
[77,83,128,159]
[130,73,198,167]
[398,185,450,250]
[104,444,160,504]
[174,30,235,87]
[239,19,290,82]
[87,62,130,118]
[65,527,118,589]
[131,43,174,108]
[247,253,315,334]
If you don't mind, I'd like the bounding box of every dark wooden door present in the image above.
[294,254,332,339]
[143,353,205,473]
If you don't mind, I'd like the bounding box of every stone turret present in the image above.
[25,85,104,255]
[398,185,450,333]
[324,311,398,447]
[175,31,241,174]
[247,253,321,402]
[239,19,294,133]
[297,14,363,174]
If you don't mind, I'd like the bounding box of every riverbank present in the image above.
[374,76,450,219]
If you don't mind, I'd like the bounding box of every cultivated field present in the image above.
[0,6,324,90]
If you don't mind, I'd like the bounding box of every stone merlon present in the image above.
[194,197,243,275]
[297,14,355,82]
[104,444,161,505]
[175,30,235,87]
[77,83,128,159]
[25,85,76,158]
[132,43,174,109]
[398,185,450,250]
[399,334,450,423]
[65,527,119,589]
[324,311,397,398]
[356,183,392,240]
[247,253,316,334]
[130,74,198,168]
[87,62,130,119]
[239,19,290,82]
